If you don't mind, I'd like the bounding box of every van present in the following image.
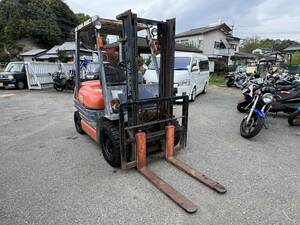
[144,51,209,101]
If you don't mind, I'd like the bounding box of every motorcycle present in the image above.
[240,87,274,138]
[50,71,75,92]
[240,86,300,138]
[237,76,300,113]
[224,72,235,87]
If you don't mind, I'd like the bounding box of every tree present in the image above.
[0,52,10,62]
[240,37,299,53]
[57,50,69,63]
[291,52,300,65]
[0,0,80,48]
[76,13,90,24]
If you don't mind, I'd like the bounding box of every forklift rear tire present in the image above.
[101,120,121,168]
[74,111,85,134]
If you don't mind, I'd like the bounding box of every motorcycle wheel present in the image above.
[54,84,64,92]
[240,113,265,139]
[288,110,300,126]
[237,100,251,113]
[225,79,234,87]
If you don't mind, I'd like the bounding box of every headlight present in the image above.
[177,79,190,86]
[262,93,273,104]
[8,75,14,80]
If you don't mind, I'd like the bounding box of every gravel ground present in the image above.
[0,87,299,225]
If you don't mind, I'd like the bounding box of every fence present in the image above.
[25,62,62,89]
[25,62,101,90]
[25,62,78,90]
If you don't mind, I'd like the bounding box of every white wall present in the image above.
[176,34,204,50]
[23,56,34,62]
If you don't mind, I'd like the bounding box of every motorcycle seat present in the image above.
[280,89,300,101]
[277,82,300,91]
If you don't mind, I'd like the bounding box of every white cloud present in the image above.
[66,0,300,41]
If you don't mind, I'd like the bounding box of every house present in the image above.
[19,49,47,62]
[175,21,240,71]
[283,45,300,65]
[36,42,94,62]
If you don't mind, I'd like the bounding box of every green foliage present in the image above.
[57,50,69,63]
[240,37,299,53]
[214,60,228,73]
[0,0,80,48]
[209,74,225,86]
[76,13,91,24]
[0,52,10,62]
[291,52,300,65]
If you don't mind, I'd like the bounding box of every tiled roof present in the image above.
[176,23,232,38]
[20,49,47,56]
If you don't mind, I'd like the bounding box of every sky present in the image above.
[65,0,300,42]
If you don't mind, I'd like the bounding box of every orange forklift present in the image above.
[73,10,226,213]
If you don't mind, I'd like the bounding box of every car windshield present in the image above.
[148,57,191,70]
[5,63,24,72]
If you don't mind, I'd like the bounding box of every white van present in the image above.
[144,51,209,101]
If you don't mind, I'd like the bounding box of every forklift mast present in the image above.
[117,10,176,126]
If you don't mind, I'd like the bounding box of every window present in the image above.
[199,60,209,71]
[191,59,198,72]
[148,57,191,71]
[5,63,24,72]
[214,41,226,49]
[230,44,237,50]
[177,39,189,46]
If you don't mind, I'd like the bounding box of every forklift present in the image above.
[73,10,226,213]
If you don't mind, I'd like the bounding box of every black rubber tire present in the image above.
[202,82,208,94]
[17,81,25,89]
[225,79,234,87]
[101,120,121,168]
[54,84,64,92]
[237,100,251,113]
[74,111,85,134]
[288,110,300,126]
[240,113,265,139]
[190,87,196,102]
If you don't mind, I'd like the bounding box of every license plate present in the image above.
[0,82,3,87]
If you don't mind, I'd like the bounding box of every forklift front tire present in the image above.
[101,120,121,168]
[74,111,85,134]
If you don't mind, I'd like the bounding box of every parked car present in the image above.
[0,62,27,89]
[143,51,209,101]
